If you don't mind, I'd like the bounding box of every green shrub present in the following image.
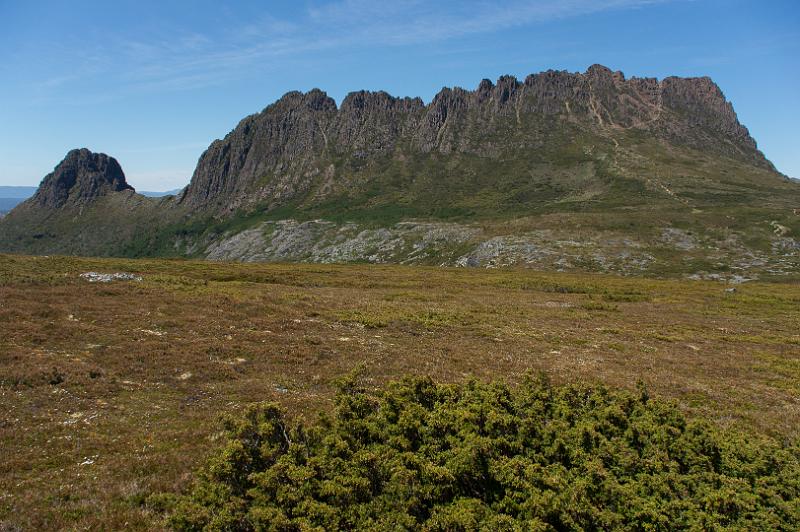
[165,375,800,531]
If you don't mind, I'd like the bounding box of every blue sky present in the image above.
[0,0,798,190]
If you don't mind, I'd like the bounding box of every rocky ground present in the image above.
[203,218,800,281]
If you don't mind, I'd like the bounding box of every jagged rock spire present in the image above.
[32,148,132,208]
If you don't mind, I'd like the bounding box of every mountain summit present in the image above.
[32,148,132,208]
[1,66,798,279]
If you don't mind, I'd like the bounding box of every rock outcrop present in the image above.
[31,148,132,208]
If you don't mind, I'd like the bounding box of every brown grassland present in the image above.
[0,254,798,530]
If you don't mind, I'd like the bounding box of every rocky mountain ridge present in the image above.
[1,65,798,279]
[178,65,771,215]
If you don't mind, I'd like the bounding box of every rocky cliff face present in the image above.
[31,148,133,208]
[178,65,769,215]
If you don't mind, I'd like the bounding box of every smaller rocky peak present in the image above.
[304,88,338,111]
[477,78,494,92]
[496,74,520,86]
[341,90,375,110]
[494,75,520,103]
[425,87,470,129]
[341,90,392,111]
[271,89,337,112]
[585,64,613,77]
[475,79,494,104]
[430,86,471,106]
[477,78,494,91]
[32,148,132,209]
[585,64,626,86]
[274,90,304,105]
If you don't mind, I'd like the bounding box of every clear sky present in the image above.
[1,0,798,190]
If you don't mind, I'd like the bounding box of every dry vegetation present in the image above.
[1,254,799,530]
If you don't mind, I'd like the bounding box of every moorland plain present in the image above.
[1,254,799,529]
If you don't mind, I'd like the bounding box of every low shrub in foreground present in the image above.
[162,375,800,530]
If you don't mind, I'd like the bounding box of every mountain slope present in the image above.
[1,66,798,278]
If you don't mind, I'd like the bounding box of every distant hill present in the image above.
[0,186,38,198]
[1,65,798,279]
[140,188,182,197]
[0,186,37,215]
[0,199,20,215]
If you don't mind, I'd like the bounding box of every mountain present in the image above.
[0,149,173,255]
[178,65,774,217]
[140,188,183,197]
[1,65,798,279]
[28,148,133,209]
